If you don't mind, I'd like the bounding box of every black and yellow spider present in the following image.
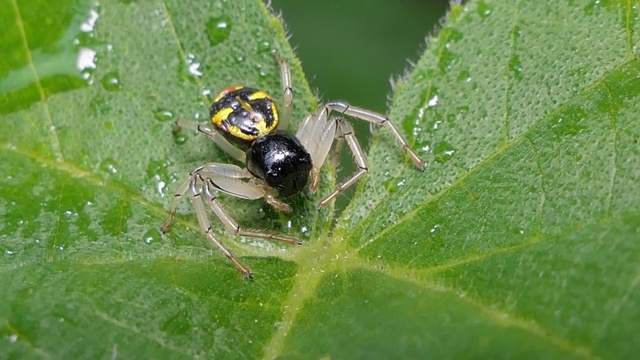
[161,57,425,278]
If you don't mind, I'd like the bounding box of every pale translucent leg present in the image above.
[175,117,246,163]
[277,57,293,130]
[187,177,253,278]
[322,102,425,171]
[162,164,301,277]
[161,163,256,233]
[298,108,337,192]
[316,118,369,208]
[202,182,301,245]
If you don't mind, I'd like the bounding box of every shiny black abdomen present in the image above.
[246,131,312,196]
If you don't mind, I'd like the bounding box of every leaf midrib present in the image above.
[10,0,63,162]
[3,138,614,359]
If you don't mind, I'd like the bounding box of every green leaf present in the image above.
[1,0,639,359]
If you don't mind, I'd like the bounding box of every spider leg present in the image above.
[317,118,368,208]
[298,106,338,192]
[175,117,246,163]
[202,181,301,245]
[161,163,253,233]
[276,56,293,130]
[322,102,425,171]
[186,176,254,278]
[162,163,301,277]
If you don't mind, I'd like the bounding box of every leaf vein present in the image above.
[355,55,637,253]
[9,0,64,162]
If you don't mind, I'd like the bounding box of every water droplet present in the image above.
[457,69,472,83]
[101,71,123,91]
[80,9,100,33]
[147,159,176,196]
[434,141,456,163]
[206,16,232,45]
[178,53,203,83]
[427,95,439,107]
[143,228,161,244]
[508,55,523,80]
[154,109,175,122]
[235,54,245,64]
[477,0,493,18]
[172,127,188,145]
[99,158,118,174]
[257,40,271,53]
[256,63,268,78]
[186,53,203,78]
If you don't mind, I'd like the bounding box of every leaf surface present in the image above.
[1,0,639,359]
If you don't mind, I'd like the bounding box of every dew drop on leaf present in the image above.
[206,15,232,45]
[101,71,123,91]
[433,141,456,163]
[143,228,161,244]
[153,109,175,122]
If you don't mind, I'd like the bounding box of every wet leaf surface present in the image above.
[1,0,639,359]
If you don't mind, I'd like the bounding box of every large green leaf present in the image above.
[1,0,639,359]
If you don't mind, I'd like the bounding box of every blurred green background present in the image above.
[271,0,450,112]
[270,0,449,209]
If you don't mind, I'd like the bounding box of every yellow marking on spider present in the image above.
[211,107,233,127]
[248,90,270,101]
[213,85,243,102]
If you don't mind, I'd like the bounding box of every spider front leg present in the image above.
[316,118,368,208]
[173,117,246,163]
[297,101,425,207]
[324,102,425,171]
[276,56,293,130]
[161,163,301,277]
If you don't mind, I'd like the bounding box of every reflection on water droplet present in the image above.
[206,16,232,45]
[178,53,203,83]
[235,55,245,63]
[143,228,161,244]
[76,48,97,72]
[154,109,175,122]
[434,141,456,163]
[101,71,123,91]
[186,53,203,78]
[100,158,118,174]
[80,9,100,32]
[427,95,439,107]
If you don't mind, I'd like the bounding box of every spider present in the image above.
[161,57,425,278]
